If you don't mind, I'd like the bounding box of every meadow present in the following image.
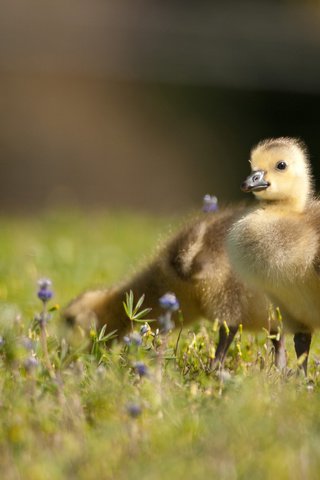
[1,209,320,480]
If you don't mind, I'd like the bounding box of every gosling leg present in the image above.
[294,332,312,376]
[270,331,286,370]
[211,325,238,369]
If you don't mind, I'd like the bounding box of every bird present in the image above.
[227,137,320,374]
[63,203,283,369]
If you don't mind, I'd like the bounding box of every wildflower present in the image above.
[23,356,39,373]
[202,194,218,213]
[123,332,142,346]
[0,336,5,348]
[140,323,150,335]
[126,402,142,418]
[37,278,53,303]
[133,361,148,377]
[158,293,179,334]
[21,337,35,351]
[131,332,142,345]
[159,292,179,312]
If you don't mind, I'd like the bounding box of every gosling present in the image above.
[227,137,320,374]
[64,205,283,368]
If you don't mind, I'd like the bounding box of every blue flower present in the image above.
[202,194,218,213]
[140,323,150,335]
[21,337,35,351]
[23,356,39,372]
[159,292,179,311]
[133,361,148,377]
[126,402,142,418]
[123,332,142,346]
[37,278,53,303]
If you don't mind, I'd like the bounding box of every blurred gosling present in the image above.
[64,204,282,368]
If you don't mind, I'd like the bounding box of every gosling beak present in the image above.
[241,170,270,193]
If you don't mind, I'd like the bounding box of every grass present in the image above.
[1,209,320,480]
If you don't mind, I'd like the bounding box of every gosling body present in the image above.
[227,137,320,372]
[64,207,274,366]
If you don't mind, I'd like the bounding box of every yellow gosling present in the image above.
[227,137,320,374]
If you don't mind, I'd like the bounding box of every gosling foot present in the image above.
[209,325,238,371]
[294,332,312,376]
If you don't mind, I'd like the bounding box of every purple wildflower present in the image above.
[123,332,142,346]
[126,403,142,419]
[159,292,179,312]
[140,323,150,335]
[21,337,35,351]
[133,361,148,377]
[23,356,39,373]
[202,194,218,213]
[37,278,53,303]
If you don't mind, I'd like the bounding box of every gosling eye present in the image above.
[276,161,287,171]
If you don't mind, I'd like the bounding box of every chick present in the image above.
[64,206,281,368]
[227,137,320,374]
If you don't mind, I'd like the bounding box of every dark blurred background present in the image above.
[1,0,320,213]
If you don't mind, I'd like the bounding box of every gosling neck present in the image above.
[257,195,310,214]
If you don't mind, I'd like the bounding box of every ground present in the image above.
[1,210,320,480]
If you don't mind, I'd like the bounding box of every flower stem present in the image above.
[39,304,55,379]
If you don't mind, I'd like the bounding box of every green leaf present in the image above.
[132,318,156,324]
[123,301,130,317]
[124,290,135,318]
[133,293,145,316]
[98,324,107,340]
[128,290,134,312]
[98,329,118,343]
[133,307,152,320]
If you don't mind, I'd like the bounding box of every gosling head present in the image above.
[241,137,313,212]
